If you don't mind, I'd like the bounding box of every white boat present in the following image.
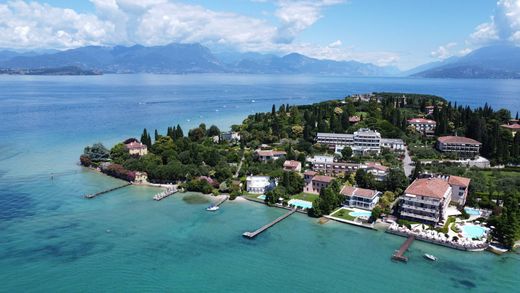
[206,205,219,211]
[424,254,437,261]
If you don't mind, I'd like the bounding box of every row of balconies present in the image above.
[400,211,439,222]
[402,196,441,206]
[401,203,438,213]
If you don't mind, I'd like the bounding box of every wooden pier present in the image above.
[84,183,132,199]
[242,209,296,239]
[215,195,229,207]
[153,186,178,201]
[392,235,415,262]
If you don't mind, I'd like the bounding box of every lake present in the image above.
[0,74,519,292]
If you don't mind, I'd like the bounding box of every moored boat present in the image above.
[424,254,437,261]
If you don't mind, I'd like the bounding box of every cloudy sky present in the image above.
[0,0,518,69]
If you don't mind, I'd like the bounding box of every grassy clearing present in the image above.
[291,192,319,203]
[331,208,356,221]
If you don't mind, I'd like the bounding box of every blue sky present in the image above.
[0,0,517,69]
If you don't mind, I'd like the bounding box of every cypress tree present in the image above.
[175,124,184,138]
[154,129,159,141]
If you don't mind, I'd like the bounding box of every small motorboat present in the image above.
[424,254,437,261]
[206,205,219,211]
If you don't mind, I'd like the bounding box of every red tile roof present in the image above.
[340,186,378,199]
[405,178,451,199]
[437,136,481,145]
[501,123,520,130]
[448,175,471,188]
[304,170,317,176]
[349,116,361,123]
[364,162,389,172]
[256,150,287,157]
[125,141,147,150]
[283,160,301,168]
[312,175,334,183]
[407,118,436,124]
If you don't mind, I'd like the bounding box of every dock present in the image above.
[84,183,132,199]
[153,186,178,201]
[215,195,229,207]
[392,235,415,262]
[242,208,296,239]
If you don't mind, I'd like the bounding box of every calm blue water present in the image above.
[350,211,373,217]
[462,225,487,239]
[0,74,519,292]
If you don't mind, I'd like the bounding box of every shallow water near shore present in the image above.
[0,74,519,292]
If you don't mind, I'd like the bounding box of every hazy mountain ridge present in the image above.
[0,43,398,76]
[412,45,520,79]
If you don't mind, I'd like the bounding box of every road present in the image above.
[403,146,413,178]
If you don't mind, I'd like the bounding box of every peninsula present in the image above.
[81,92,520,252]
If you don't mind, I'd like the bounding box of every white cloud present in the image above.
[0,0,399,66]
[470,0,520,45]
[431,42,457,60]
[274,0,343,43]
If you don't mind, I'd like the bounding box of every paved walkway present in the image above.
[402,146,413,177]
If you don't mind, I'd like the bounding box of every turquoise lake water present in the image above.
[1,74,519,292]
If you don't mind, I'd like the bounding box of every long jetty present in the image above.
[153,186,178,201]
[392,235,415,262]
[243,208,296,239]
[84,183,132,199]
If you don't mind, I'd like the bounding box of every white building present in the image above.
[407,118,437,136]
[255,149,287,162]
[380,138,405,151]
[448,176,471,206]
[340,186,381,210]
[220,131,241,142]
[361,162,389,181]
[125,141,148,156]
[246,176,276,194]
[318,129,403,156]
[283,160,302,172]
[437,136,482,157]
[400,178,452,225]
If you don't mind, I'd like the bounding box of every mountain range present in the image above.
[1,43,519,78]
[411,44,520,79]
[0,43,398,76]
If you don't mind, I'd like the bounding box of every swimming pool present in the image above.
[461,224,487,239]
[288,199,313,209]
[349,211,372,217]
[464,207,481,216]
[257,195,266,200]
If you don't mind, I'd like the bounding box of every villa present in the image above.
[283,160,302,172]
[125,141,148,156]
[255,149,287,162]
[436,136,482,157]
[407,118,437,136]
[349,116,361,124]
[246,176,276,194]
[399,178,452,225]
[340,185,381,210]
[134,171,148,184]
[220,131,241,142]
[501,122,520,136]
[361,162,389,181]
[303,171,334,194]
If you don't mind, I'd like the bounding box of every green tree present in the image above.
[341,146,353,160]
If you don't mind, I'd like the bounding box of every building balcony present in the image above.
[400,211,439,222]
[401,203,438,213]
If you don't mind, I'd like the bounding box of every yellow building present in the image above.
[125,141,148,156]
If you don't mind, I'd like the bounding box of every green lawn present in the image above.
[291,192,319,203]
[331,208,356,221]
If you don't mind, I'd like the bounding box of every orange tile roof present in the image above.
[340,186,378,199]
[312,175,334,183]
[448,175,471,188]
[405,178,450,199]
[304,170,317,176]
[283,160,301,168]
[501,123,520,130]
[437,136,481,145]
